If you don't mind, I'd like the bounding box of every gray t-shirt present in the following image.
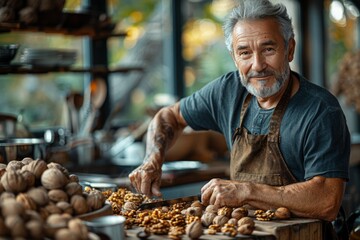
[180,71,350,181]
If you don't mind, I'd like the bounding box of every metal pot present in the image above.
[0,138,46,163]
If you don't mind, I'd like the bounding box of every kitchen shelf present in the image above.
[0,12,127,38]
[0,65,144,74]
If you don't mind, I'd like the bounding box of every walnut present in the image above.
[20,169,36,189]
[227,218,238,225]
[205,204,218,214]
[237,223,255,235]
[218,206,233,218]
[21,157,34,165]
[47,162,70,178]
[275,207,291,219]
[46,213,69,227]
[22,159,48,179]
[0,192,15,203]
[27,187,49,206]
[56,201,73,215]
[86,190,105,211]
[65,182,83,197]
[6,160,24,171]
[191,200,203,208]
[41,168,68,190]
[68,174,79,183]
[26,219,44,239]
[201,212,216,227]
[237,216,255,228]
[186,220,203,239]
[70,195,89,215]
[48,189,69,203]
[185,206,202,217]
[231,207,248,219]
[5,215,27,238]
[44,203,62,215]
[1,197,25,217]
[213,215,229,226]
[68,218,88,240]
[24,209,43,222]
[0,216,9,236]
[16,193,37,210]
[122,201,137,212]
[55,228,78,240]
[1,169,27,193]
[0,164,6,178]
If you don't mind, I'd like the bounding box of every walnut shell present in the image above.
[122,201,138,212]
[70,195,89,215]
[275,207,291,219]
[22,159,48,179]
[26,219,44,239]
[27,187,49,206]
[0,192,15,203]
[237,223,255,235]
[41,168,68,190]
[186,220,203,239]
[56,201,73,215]
[16,193,37,210]
[86,190,105,211]
[237,216,255,228]
[68,218,88,240]
[47,162,70,178]
[5,215,27,238]
[44,203,62,215]
[55,228,78,240]
[48,189,68,203]
[191,200,203,208]
[205,205,218,214]
[21,157,34,165]
[68,174,79,183]
[1,169,27,193]
[201,212,216,227]
[227,218,238,225]
[0,216,9,236]
[65,182,83,197]
[24,209,43,223]
[231,207,248,219]
[6,160,24,171]
[20,169,36,189]
[46,213,68,227]
[186,206,203,217]
[213,215,229,226]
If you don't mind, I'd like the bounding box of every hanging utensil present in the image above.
[79,78,107,137]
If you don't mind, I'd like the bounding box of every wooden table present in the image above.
[125,218,322,240]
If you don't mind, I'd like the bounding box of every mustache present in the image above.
[247,70,274,78]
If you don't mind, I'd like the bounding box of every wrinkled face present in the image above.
[231,18,295,98]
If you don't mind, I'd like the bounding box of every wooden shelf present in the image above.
[0,65,143,74]
[0,12,126,38]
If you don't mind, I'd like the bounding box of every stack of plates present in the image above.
[19,48,77,67]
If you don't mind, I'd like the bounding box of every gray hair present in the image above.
[223,0,294,53]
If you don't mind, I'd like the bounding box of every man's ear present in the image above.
[288,38,296,62]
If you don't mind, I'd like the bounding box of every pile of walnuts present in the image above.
[0,158,106,239]
[105,188,291,239]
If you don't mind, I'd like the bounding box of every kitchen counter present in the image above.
[71,160,230,190]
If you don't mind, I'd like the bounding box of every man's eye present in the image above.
[264,48,276,54]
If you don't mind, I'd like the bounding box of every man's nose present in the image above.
[252,53,267,72]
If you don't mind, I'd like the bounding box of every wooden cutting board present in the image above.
[125,218,322,240]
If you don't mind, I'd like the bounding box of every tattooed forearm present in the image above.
[143,102,187,165]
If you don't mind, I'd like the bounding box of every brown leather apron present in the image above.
[230,76,341,239]
[230,76,297,186]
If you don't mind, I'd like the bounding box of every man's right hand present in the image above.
[128,158,163,198]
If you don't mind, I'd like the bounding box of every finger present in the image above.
[140,172,152,197]
[151,180,162,198]
[201,187,212,206]
[201,179,214,194]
